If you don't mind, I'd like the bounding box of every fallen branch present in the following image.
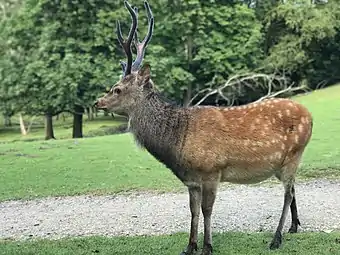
[190,71,308,106]
[255,83,309,102]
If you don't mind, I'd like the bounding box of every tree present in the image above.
[3,0,123,138]
[2,0,339,137]
[142,1,264,106]
[0,0,23,127]
[261,0,340,88]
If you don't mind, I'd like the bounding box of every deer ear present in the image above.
[138,63,151,88]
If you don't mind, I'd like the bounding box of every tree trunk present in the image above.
[86,107,90,120]
[183,85,192,107]
[3,115,11,126]
[183,35,193,107]
[72,105,84,138]
[45,113,55,140]
[86,107,94,120]
[19,114,27,135]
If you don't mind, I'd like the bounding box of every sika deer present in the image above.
[95,1,314,254]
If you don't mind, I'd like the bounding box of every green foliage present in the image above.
[1,0,265,114]
[262,0,340,87]
[0,0,123,118]
[148,1,264,103]
[0,1,25,119]
[1,0,340,122]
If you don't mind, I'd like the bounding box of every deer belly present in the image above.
[220,166,275,184]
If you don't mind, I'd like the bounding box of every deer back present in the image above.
[181,98,313,173]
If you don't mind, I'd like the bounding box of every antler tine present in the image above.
[143,1,154,45]
[119,6,138,74]
[116,0,138,76]
[133,6,139,47]
[131,0,154,71]
[120,60,127,73]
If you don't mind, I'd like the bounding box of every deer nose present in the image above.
[94,99,106,109]
[94,99,103,108]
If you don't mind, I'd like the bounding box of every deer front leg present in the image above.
[201,182,218,255]
[180,185,202,255]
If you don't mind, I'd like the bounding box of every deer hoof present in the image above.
[180,243,198,255]
[269,231,282,250]
[179,251,196,255]
[288,219,301,233]
[201,243,213,255]
[288,225,298,233]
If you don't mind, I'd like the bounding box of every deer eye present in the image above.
[113,88,122,95]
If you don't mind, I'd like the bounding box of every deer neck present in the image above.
[128,91,183,144]
[128,91,189,180]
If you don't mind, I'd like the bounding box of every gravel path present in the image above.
[1,179,339,241]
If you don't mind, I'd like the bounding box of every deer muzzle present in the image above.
[94,97,107,109]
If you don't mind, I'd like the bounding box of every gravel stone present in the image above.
[1,179,339,240]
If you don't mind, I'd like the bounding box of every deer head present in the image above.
[95,0,155,116]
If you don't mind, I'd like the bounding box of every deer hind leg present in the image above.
[270,156,301,250]
[201,181,218,255]
[288,185,301,233]
[180,185,202,255]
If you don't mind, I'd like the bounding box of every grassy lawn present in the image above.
[293,85,340,178]
[0,134,182,201]
[0,85,340,201]
[1,232,340,255]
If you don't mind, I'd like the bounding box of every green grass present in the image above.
[1,232,340,255]
[292,85,340,178]
[0,134,183,201]
[0,85,340,201]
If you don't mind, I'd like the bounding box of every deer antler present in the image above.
[116,0,138,77]
[119,1,154,74]
[131,1,154,71]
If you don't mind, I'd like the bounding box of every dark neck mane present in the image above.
[144,91,179,107]
[129,91,189,180]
